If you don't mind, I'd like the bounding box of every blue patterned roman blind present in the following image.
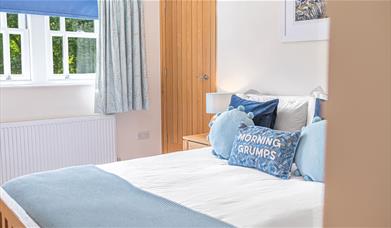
[0,0,98,19]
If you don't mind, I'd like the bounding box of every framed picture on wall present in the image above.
[282,0,330,42]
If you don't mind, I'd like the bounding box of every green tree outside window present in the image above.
[49,17,96,75]
[7,14,18,28]
[9,34,22,74]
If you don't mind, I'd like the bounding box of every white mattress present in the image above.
[2,147,324,227]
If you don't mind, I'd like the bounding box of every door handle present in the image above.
[200,74,209,80]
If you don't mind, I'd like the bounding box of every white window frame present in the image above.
[0,14,97,87]
[0,13,31,81]
[45,17,98,81]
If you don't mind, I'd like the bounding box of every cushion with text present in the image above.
[228,125,300,179]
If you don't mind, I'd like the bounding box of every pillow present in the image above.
[274,100,308,131]
[239,94,309,131]
[228,125,301,179]
[314,98,326,119]
[229,95,279,128]
[294,117,327,182]
[208,106,254,159]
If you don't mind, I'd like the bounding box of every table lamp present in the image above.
[206,92,233,114]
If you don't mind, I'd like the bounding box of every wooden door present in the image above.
[161,0,216,153]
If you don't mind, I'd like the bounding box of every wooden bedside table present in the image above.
[182,133,211,150]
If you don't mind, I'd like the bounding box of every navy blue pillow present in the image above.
[229,95,279,128]
[314,98,326,119]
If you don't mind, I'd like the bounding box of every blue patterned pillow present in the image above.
[228,125,301,179]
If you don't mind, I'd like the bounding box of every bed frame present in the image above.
[0,199,25,228]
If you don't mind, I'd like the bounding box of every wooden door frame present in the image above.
[160,0,217,153]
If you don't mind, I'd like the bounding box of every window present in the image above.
[47,17,98,80]
[0,13,97,85]
[0,13,30,81]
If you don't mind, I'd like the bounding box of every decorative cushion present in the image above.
[239,94,310,131]
[229,95,279,128]
[294,117,327,182]
[228,125,301,179]
[314,98,326,119]
[208,106,255,160]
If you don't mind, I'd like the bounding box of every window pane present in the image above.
[0,33,3,74]
[9,34,22,74]
[65,18,94,32]
[52,36,63,74]
[50,17,60,31]
[68,38,96,74]
[7,14,18,28]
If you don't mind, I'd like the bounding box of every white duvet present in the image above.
[2,147,324,227]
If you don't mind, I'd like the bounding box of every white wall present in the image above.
[0,1,161,160]
[0,85,95,122]
[116,0,161,160]
[217,1,328,95]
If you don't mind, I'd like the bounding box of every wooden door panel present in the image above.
[161,0,216,153]
[202,0,214,133]
[191,0,203,135]
[182,0,193,138]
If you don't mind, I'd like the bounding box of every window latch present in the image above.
[6,75,11,80]
[65,74,70,80]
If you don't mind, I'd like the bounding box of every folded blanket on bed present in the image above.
[2,166,232,228]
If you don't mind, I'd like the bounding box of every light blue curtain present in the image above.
[95,0,148,114]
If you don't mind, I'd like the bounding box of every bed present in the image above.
[0,147,324,228]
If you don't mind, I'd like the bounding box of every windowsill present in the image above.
[0,80,95,88]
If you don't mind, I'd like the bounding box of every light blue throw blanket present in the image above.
[2,166,232,228]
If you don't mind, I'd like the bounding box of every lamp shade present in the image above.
[206,93,233,114]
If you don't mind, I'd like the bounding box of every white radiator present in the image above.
[0,115,116,184]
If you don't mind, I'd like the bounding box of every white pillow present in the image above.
[238,94,314,131]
